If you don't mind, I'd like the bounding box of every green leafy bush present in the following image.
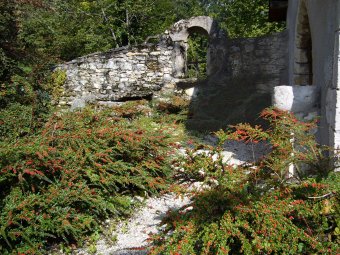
[0,104,178,254]
[0,75,36,108]
[150,108,339,254]
[0,68,68,141]
[43,70,67,103]
[0,103,33,141]
[186,32,208,80]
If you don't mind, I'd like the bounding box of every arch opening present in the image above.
[169,16,222,79]
[186,26,209,80]
[293,0,313,85]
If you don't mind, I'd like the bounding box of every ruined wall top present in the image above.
[57,15,288,130]
[169,16,226,42]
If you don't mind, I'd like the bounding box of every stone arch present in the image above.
[169,16,219,42]
[293,0,313,85]
[169,16,224,78]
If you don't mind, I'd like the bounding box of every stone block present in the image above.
[294,63,312,74]
[163,67,172,73]
[92,82,102,89]
[163,74,173,82]
[326,88,336,129]
[136,64,146,71]
[118,83,125,89]
[162,50,172,56]
[107,60,118,69]
[185,88,196,97]
[294,49,309,63]
[272,85,320,114]
[74,85,83,92]
[244,44,254,53]
[89,63,97,69]
[150,51,161,56]
[136,56,147,61]
[230,46,240,52]
[70,98,86,110]
[122,63,133,71]
[293,74,312,85]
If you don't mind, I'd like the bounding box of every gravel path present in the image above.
[106,194,190,255]
[73,194,191,255]
[67,139,269,255]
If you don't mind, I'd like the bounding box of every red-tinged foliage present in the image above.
[151,107,339,255]
[0,103,181,254]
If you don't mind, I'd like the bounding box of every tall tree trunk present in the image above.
[96,0,119,48]
[126,9,130,46]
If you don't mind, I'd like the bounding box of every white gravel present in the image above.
[107,194,190,254]
[204,135,271,164]
[71,194,191,255]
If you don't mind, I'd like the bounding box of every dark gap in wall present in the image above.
[114,94,153,102]
[176,79,206,90]
[294,1,313,85]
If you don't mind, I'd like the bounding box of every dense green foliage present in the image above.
[151,108,339,254]
[0,101,188,254]
[201,0,285,38]
[187,32,209,80]
[0,0,19,82]
[1,0,283,66]
[17,0,175,60]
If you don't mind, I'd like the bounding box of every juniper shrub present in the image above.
[150,108,339,255]
[0,103,181,254]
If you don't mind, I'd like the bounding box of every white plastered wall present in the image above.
[329,2,340,152]
[287,0,339,148]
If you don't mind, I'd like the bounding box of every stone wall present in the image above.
[58,16,289,132]
[58,39,176,109]
[186,31,288,131]
[227,31,288,90]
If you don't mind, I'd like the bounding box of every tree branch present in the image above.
[307,192,335,200]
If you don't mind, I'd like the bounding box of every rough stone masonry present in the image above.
[57,35,176,110]
[58,16,288,130]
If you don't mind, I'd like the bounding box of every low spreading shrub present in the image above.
[150,108,339,254]
[0,103,34,141]
[154,96,190,127]
[155,96,189,115]
[111,100,152,119]
[0,104,180,254]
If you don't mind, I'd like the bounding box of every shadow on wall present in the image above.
[179,31,289,132]
[183,73,273,132]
